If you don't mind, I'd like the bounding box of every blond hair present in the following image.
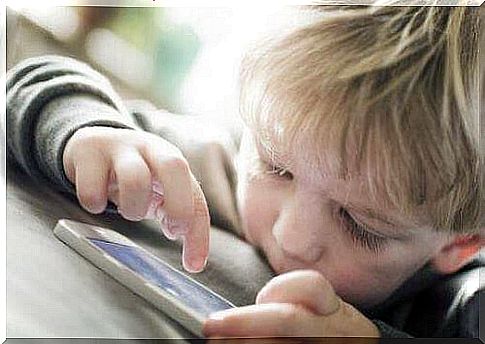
[239,5,483,234]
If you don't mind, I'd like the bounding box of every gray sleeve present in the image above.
[6,55,242,234]
[6,55,140,195]
[456,288,482,338]
[372,320,413,338]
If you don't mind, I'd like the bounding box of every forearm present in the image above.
[6,55,139,194]
[6,55,241,234]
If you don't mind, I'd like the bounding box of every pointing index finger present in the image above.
[142,142,210,272]
[181,178,210,272]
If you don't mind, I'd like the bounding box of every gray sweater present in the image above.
[6,55,483,339]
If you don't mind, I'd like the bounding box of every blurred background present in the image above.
[6,5,297,134]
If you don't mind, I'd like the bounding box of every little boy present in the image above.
[6,5,484,338]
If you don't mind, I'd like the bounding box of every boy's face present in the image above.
[235,128,451,308]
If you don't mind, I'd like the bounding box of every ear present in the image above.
[431,233,485,275]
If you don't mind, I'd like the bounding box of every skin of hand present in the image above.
[62,126,211,273]
[204,339,378,344]
[203,270,381,339]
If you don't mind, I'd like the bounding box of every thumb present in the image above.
[255,269,341,316]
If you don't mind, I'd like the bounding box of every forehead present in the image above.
[251,123,351,183]
[253,129,360,197]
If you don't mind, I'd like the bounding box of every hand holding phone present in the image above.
[63,126,210,272]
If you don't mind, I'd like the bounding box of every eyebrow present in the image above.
[254,135,291,167]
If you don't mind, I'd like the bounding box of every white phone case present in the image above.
[53,219,235,338]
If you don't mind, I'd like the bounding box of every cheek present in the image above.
[235,140,288,245]
[318,258,398,307]
[317,236,442,308]
[236,175,281,245]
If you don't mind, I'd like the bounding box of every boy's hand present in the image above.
[63,126,210,273]
[203,270,380,339]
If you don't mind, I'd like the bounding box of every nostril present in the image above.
[272,225,324,264]
[306,246,324,263]
[281,244,324,264]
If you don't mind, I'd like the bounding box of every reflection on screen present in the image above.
[88,238,234,317]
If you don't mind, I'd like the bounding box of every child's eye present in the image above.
[339,207,387,253]
[265,163,294,180]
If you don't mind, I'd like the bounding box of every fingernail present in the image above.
[152,180,164,195]
[156,209,188,240]
[203,316,224,337]
[208,311,226,321]
[183,248,207,273]
[145,196,162,220]
[202,322,216,337]
[119,210,144,222]
[181,237,208,273]
[159,220,178,240]
[184,255,208,274]
[158,223,177,241]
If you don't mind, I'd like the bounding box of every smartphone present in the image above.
[53,219,235,337]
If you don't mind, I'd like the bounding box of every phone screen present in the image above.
[88,237,234,317]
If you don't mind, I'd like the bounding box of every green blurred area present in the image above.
[109,8,161,52]
[101,7,201,111]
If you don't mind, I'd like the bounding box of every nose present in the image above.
[272,192,328,264]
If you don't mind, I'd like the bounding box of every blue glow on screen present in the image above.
[88,238,234,317]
